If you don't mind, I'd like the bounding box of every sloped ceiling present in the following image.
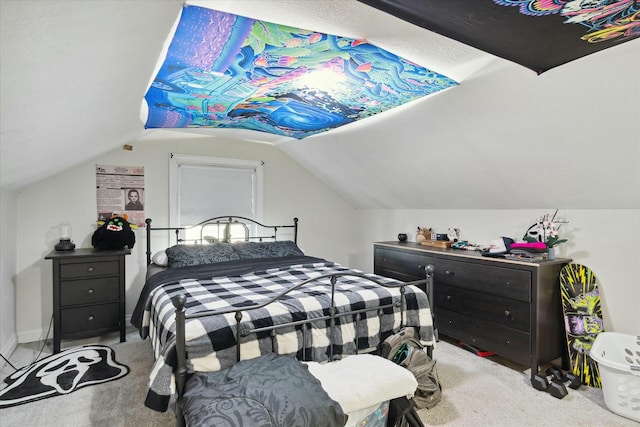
[143,5,459,138]
[1,0,639,209]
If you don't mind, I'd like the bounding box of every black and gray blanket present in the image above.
[182,353,346,427]
[131,256,434,412]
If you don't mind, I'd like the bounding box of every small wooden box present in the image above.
[420,239,453,248]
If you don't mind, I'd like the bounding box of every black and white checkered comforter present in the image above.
[133,256,434,412]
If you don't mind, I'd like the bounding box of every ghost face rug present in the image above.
[0,345,129,407]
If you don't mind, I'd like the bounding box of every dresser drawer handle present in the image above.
[87,288,94,295]
[446,295,452,301]
[445,270,453,276]
[88,315,94,322]
[504,310,511,317]
[87,266,95,273]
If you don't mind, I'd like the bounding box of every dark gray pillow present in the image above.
[232,241,304,259]
[166,243,239,268]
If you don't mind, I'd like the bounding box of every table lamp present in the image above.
[54,222,76,251]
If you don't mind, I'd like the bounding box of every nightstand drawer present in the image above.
[60,303,119,334]
[60,260,119,279]
[434,284,531,332]
[435,259,531,302]
[60,277,120,306]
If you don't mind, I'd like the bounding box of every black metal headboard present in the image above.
[145,216,299,265]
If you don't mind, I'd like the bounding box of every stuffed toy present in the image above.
[415,227,432,243]
[447,228,461,242]
[92,215,136,250]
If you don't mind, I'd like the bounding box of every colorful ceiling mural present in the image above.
[143,5,458,139]
[358,0,639,74]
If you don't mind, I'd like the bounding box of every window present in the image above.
[169,154,263,242]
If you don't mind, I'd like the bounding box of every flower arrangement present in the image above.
[524,210,568,248]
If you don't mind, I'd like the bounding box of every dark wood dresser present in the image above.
[374,241,570,376]
[45,248,130,353]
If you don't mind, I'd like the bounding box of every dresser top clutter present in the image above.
[374,241,570,267]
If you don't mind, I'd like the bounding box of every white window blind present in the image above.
[169,154,263,229]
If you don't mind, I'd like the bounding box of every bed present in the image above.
[131,216,435,426]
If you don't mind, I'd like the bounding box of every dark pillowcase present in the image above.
[232,241,304,259]
[166,243,240,268]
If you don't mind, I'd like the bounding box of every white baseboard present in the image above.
[17,328,47,344]
[0,333,18,369]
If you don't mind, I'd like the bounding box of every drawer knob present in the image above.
[87,266,95,273]
[88,315,94,322]
[445,270,453,276]
[87,288,94,295]
[446,295,452,301]
[504,310,511,317]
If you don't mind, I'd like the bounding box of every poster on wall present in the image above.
[96,165,145,227]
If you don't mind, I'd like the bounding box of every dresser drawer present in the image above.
[434,284,531,332]
[435,259,531,302]
[60,260,119,279]
[60,303,119,335]
[60,277,120,306]
[374,247,435,281]
[437,308,531,365]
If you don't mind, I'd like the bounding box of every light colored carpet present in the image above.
[417,338,635,426]
[1,329,174,427]
[1,328,635,426]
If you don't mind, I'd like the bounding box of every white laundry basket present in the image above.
[590,332,640,423]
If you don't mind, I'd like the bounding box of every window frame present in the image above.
[169,153,264,230]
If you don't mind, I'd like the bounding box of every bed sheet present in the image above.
[133,257,434,412]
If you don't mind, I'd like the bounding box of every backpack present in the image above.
[381,327,442,410]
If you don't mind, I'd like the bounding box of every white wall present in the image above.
[351,209,640,335]
[13,135,358,342]
[8,135,640,343]
[1,189,18,361]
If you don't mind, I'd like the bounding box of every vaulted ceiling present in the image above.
[1,0,638,209]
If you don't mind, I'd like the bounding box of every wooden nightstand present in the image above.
[45,248,130,353]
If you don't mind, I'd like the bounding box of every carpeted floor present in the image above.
[0,329,175,427]
[0,328,634,426]
[417,337,634,426]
